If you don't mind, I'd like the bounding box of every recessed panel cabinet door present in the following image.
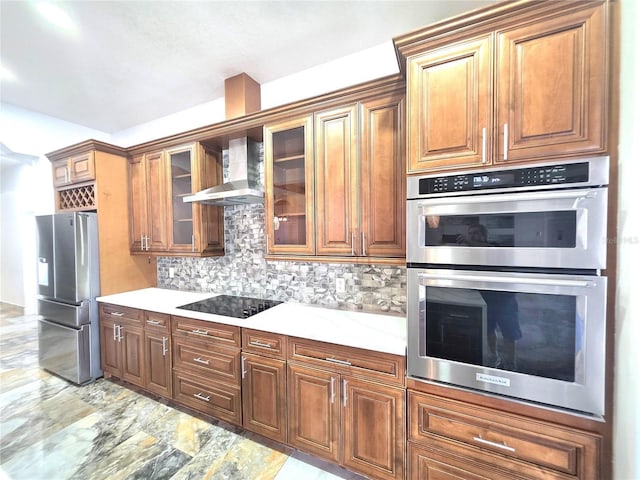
[145,151,168,251]
[288,364,340,463]
[121,325,144,387]
[407,35,492,173]
[128,154,147,252]
[315,105,358,256]
[496,3,606,162]
[360,94,406,258]
[342,378,405,480]
[100,319,121,376]
[144,331,172,397]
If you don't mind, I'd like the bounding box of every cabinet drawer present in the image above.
[144,311,170,332]
[100,303,142,325]
[409,391,602,478]
[172,316,240,348]
[172,370,241,425]
[288,337,405,386]
[242,329,287,358]
[173,336,240,385]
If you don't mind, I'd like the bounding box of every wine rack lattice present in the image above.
[58,184,96,210]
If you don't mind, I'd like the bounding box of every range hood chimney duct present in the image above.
[184,73,263,206]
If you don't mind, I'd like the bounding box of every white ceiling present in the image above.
[1,0,495,134]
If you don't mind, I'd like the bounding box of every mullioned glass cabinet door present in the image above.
[264,116,315,255]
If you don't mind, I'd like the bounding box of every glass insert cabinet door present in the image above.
[264,116,315,255]
[166,144,195,251]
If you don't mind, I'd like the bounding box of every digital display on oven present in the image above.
[472,173,515,188]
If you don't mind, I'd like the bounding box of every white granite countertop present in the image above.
[97,288,407,356]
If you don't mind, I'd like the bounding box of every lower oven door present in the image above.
[407,268,607,416]
[38,319,91,385]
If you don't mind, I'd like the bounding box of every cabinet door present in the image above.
[496,3,606,162]
[342,378,406,480]
[360,93,406,258]
[242,353,287,443]
[407,35,492,173]
[265,116,316,255]
[129,154,148,252]
[166,144,196,253]
[69,151,95,183]
[52,159,70,187]
[315,105,358,256]
[288,364,340,463]
[100,319,122,377]
[196,146,225,256]
[145,150,168,251]
[121,324,144,387]
[144,330,172,397]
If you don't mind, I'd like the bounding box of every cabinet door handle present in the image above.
[241,355,247,379]
[113,323,118,341]
[146,320,161,326]
[249,340,272,349]
[325,357,352,366]
[482,127,487,163]
[330,377,336,404]
[361,231,366,256]
[473,435,515,452]
[503,123,508,161]
[343,379,348,407]
[140,235,145,251]
[162,337,168,356]
[193,392,210,402]
[191,235,195,253]
[146,236,150,251]
[351,232,355,256]
[192,357,210,365]
[116,325,123,342]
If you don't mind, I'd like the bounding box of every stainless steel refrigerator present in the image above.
[36,212,102,384]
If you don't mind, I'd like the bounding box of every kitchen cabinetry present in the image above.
[400,1,607,173]
[171,316,242,425]
[264,115,316,255]
[407,390,602,479]
[265,90,405,261]
[241,329,288,443]
[315,94,405,259]
[128,142,224,257]
[99,303,145,387]
[288,337,406,480]
[52,151,95,187]
[143,311,172,397]
[46,141,157,295]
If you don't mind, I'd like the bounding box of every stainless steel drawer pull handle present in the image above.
[146,320,161,325]
[473,435,516,452]
[162,337,168,356]
[190,329,209,336]
[193,357,210,365]
[193,393,210,402]
[241,355,247,379]
[110,312,124,317]
[249,341,272,349]
[325,357,352,366]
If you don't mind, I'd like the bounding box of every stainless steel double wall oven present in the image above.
[406,157,609,417]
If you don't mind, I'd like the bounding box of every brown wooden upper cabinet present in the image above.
[404,2,607,173]
[52,151,96,187]
[264,91,405,261]
[128,142,224,257]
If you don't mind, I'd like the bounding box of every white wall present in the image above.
[613,0,640,478]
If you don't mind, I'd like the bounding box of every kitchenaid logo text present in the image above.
[476,373,510,387]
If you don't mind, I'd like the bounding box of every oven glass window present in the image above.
[424,212,577,248]
[424,286,578,382]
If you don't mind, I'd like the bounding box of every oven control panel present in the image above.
[420,162,590,194]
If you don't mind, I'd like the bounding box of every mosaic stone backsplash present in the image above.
[157,203,406,316]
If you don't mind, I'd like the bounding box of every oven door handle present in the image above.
[417,189,597,208]
[418,272,597,288]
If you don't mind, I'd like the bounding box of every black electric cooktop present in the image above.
[177,295,282,319]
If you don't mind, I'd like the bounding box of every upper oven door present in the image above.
[407,187,608,270]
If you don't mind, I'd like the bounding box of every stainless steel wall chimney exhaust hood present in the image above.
[183,137,262,206]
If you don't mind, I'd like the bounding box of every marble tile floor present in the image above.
[0,303,366,480]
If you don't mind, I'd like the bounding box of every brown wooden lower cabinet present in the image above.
[288,362,405,480]
[408,390,603,480]
[143,329,172,397]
